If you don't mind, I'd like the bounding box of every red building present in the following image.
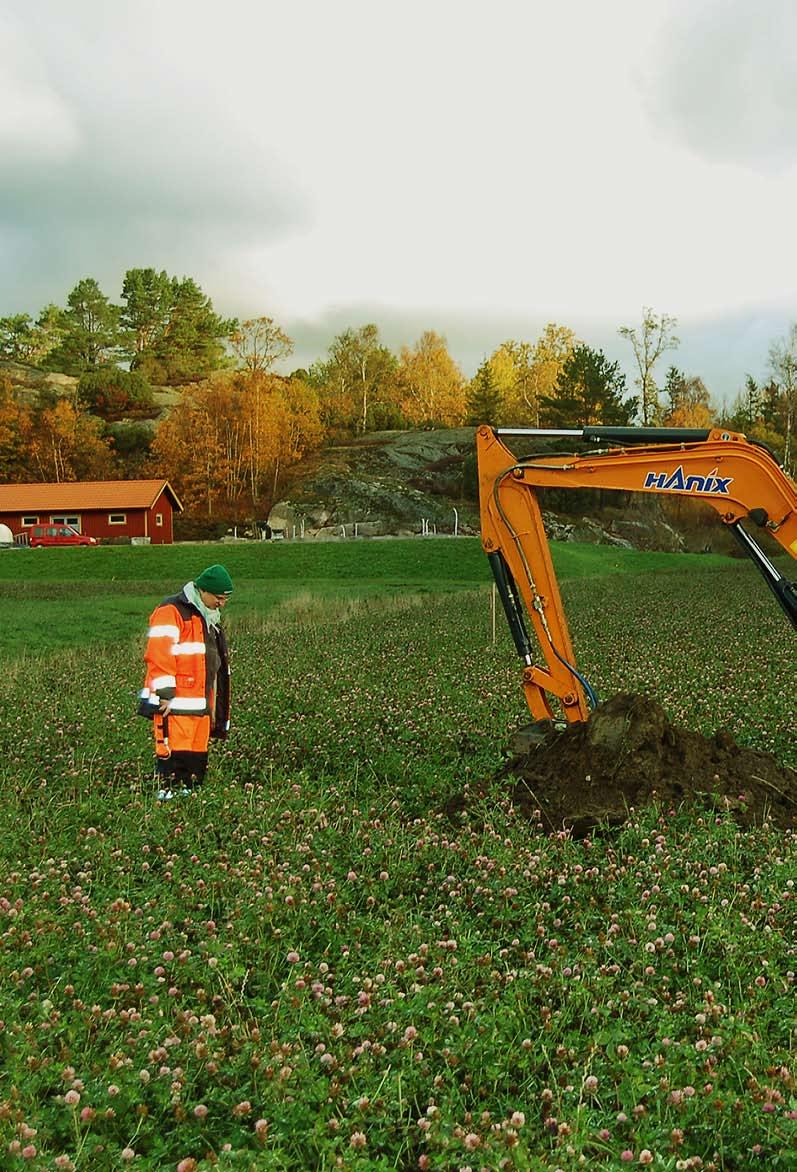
[0,480,182,545]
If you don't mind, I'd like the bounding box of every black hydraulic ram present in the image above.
[730,519,797,631]
[497,426,713,445]
[487,550,534,665]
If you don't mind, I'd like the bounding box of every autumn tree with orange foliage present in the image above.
[29,397,116,482]
[0,380,115,482]
[396,331,466,427]
[662,366,715,429]
[0,378,35,482]
[149,373,322,520]
[487,325,577,425]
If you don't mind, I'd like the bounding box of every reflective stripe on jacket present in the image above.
[141,590,231,737]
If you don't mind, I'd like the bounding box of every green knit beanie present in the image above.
[195,564,233,595]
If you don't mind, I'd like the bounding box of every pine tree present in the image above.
[466,360,502,426]
[541,344,633,427]
[44,278,122,374]
[124,272,237,385]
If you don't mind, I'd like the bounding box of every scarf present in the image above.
[185,580,221,630]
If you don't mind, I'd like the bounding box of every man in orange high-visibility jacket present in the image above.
[139,564,232,799]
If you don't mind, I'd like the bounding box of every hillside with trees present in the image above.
[1,277,795,535]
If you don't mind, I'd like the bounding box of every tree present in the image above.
[149,384,231,517]
[618,307,679,425]
[721,375,788,459]
[230,317,294,375]
[242,374,323,508]
[120,268,174,358]
[759,378,785,428]
[128,274,237,385]
[728,375,762,433]
[0,314,36,362]
[466,360,502,426]
[1,305,69,367]
[0,378,35,481]
[528,324,578,425]
[491,325,577,426]
[662,366,714,428]
[487,343,524,425]
[149,373,323,520]
[28,397,115,481]
[768,325,797,471]
[311,324,398,434]
[107,421,155,478]
[397,331,466,427]
[29,304,67,367]
[278,376,324,465]
[44,278,122,375]
[541,344,632,427]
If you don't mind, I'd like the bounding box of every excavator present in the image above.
[477,424,797,734]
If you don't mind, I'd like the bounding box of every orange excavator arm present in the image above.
[477,425,797,726]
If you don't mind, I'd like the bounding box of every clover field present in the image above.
[0,540,794,1171]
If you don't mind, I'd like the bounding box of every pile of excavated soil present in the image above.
[495,693,797,835]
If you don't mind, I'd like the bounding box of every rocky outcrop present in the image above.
[567,513,685,552]
[266,428,713,551]
[0,359,78,402]
[268,429,479,538]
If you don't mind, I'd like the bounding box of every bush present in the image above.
[173,515,229,542]
[78,368,156,421]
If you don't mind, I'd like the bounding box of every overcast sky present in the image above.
[3,0,797,403]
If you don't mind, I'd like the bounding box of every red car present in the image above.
[16,524,98,548]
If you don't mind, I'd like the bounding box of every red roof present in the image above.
[0,480,182,512]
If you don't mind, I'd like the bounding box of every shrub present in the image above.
[78,368,156,421]
[173,515,229,542]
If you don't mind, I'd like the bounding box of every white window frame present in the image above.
[22,515,38,526]
[108,513,127,525]
[155,512,163,527]
[51,514,80,530]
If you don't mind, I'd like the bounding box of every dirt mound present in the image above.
[499,693,797,835]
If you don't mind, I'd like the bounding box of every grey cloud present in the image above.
[282,304,550,378]
[0,3,309,312]
[644,0,797,170]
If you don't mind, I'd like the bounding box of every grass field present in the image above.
[0,537,740,657]
[0,538,795,1170]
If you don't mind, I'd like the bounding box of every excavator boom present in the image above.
[477,425,797,726]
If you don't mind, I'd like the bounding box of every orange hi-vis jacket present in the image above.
[139,591,231,736]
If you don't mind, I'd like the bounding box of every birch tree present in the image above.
[397,331,466,426]
[618,307,679,425]
[768,324,797,472]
